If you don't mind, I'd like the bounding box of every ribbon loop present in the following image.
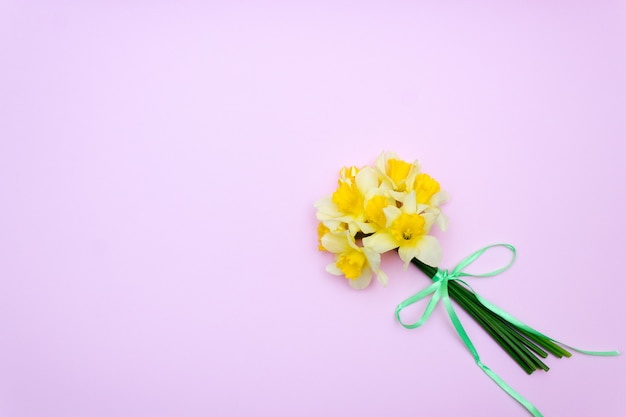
[395,280,442,330]
[450,243,517,278]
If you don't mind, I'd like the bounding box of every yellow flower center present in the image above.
[317,223,330,251]
[414,173,441,205]
[337,250,367,279]
[365,195,389,229]
[390,213,426,245]
[332,181,364,216]
[387,158,413,189]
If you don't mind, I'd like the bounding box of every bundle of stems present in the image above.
[411,258,571,374]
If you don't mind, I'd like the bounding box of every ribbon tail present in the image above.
[441,292,544,417]
[470,289,620,357]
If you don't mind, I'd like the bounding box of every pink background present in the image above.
[1,1,625,416]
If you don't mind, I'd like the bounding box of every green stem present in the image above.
[447,281,548,359]
[448,281,542,374]
[409,257,567,373]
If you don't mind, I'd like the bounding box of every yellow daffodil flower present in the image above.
[363,191,442,268]
[388,167,449,232]
[374,151,421,192]
[321,230,388,289]
[314,166,380,236]
[411,172,449,231]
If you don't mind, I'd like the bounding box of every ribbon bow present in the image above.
[395,244,619,417]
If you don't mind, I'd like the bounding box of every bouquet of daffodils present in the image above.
[315,151,617,417]
[316,151,448,289]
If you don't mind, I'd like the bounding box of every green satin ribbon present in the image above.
[395,244,619,417]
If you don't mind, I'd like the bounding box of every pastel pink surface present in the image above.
[1,2,625,416]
